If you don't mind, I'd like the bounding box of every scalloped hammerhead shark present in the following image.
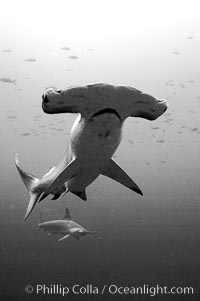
[39,207,95,241]
[15,83,168,220]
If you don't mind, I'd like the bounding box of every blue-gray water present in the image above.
[0,1,200,300]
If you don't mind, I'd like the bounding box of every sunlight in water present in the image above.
[1,0,200,46]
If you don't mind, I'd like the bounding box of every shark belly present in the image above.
[67,114,122,191]
[40,220,71,234]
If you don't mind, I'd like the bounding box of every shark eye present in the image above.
[42,93,49,103]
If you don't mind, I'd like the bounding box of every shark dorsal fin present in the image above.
[63,208,72,220]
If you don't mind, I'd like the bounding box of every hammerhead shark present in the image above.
[38,207,95,241]
[15,83,168,220]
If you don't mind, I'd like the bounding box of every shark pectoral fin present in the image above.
[39,159,79,201]
[101,159,143,196]
[24,193,39,221]
[58,234,70,242]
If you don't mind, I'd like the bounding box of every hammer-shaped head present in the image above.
[42,83,167,121]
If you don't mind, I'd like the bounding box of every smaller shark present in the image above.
[38,208,95,241]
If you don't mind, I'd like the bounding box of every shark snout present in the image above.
[87,231,96,235]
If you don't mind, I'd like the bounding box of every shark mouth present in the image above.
[90,108,121,121]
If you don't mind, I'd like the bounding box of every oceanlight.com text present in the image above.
[25,283,194,297]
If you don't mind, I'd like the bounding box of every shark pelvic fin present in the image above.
[51,188,68,200]
[24,193,39,221]
[71,190,87,201]
[39,159,79,202]
[63,207,72,220]
[58,234,70,242]
[101,159,143,196]
[51,194,61,200]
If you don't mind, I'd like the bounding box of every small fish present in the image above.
[3,49,12,52]
[166,80,175,86]
[61,47,71,51]
[8,115,16,119]
[39,208,95,241]
[24,58,36,62]
[0,77,16,84]
[187,36,194,39]
[191,127,198,132]
[151,126,160,130]
[68,55,78,59]
[179,83,185,89]
[172,51,180,55]
[187,80,195,83]
[157,139,165,143]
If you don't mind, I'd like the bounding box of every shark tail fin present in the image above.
[15,154,39,191]
[23,193,40,221]
[15,154,41,221]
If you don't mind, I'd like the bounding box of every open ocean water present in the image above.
[0,1,200,300]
